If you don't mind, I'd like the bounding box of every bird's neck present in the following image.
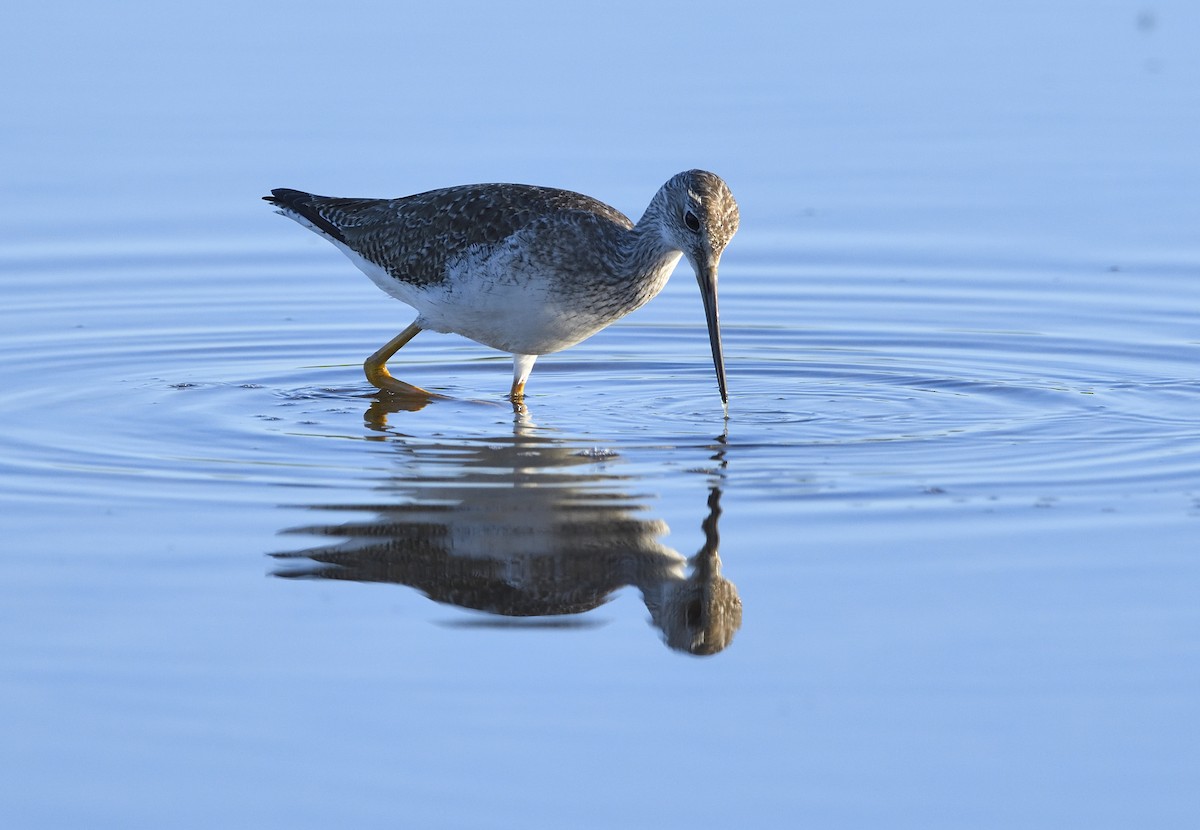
[619,198,683,302]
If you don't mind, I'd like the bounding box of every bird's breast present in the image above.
[413,241,614,354]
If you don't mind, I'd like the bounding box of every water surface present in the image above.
[2,2,1198,828]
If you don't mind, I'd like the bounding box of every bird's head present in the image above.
[660,170,740,404]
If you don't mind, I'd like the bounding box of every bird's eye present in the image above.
[684,210,701,232]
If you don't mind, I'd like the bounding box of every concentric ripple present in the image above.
[1,235,1198,519]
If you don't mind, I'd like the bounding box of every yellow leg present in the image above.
[364,321,440,397]
[509,354,537,401]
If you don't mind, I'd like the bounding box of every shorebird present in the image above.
[264,170,739,403]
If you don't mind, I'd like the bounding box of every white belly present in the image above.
[335,235,681,355]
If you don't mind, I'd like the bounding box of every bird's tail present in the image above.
[262,188,347,243]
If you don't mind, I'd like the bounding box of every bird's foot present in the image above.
[365,363,448,400]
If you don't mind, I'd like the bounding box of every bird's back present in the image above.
[264,184,634,287]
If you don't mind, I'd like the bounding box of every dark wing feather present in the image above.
[265,184,633,286]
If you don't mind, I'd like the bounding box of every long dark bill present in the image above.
[697,263,728,404]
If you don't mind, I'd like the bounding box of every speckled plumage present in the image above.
[264,170,739,402]
[265,184,632,288]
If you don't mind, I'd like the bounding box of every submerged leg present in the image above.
[510,354,538,399]
[364,321,439,397]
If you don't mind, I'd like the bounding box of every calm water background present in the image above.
[2,1,1198,827]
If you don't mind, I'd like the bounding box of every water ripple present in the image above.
[1,238,1197,516]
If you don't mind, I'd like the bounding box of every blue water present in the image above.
[2,2,1199,827]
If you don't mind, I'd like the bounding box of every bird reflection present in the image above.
[271,417,741,655]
